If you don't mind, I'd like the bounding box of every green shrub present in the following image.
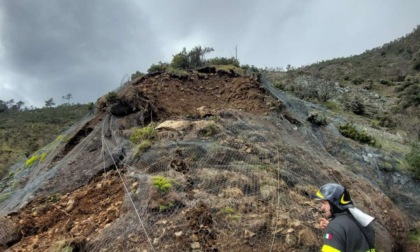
[148,62,168,73]
[171,49,189,69]
[207,57,240,67]
[130,124,157,144]
[0,191,12,203]
[50,241,74,252]
[25,155,39,167]
[409,228,420,242]
[167,46,215,70]
[40,152,47,162]
[339,124,376,146]
[87,102,94,111]
[136,140,151,154]
[105,92,118,104]
[47,193,61,203]
[159,202,174,212]
[220,206,236,214]
[167,66,189,79]
[272,80,285,90]
[152,175,172,194]
[378,115,397,128]
[131,71,144,80]
[324,101,339,111]
[412,59,420,71]
[11,180,20,189]
[25,152,47,168]
[406,142,420,179]
[220,206,241,220]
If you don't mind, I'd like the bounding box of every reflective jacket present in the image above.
[322,212,375,252]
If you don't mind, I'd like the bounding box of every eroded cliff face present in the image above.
[0,71,417,251]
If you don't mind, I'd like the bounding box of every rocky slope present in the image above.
[0,68,418,251]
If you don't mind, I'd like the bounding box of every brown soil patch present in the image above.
[124,72,279,120]
[5,170,124,251]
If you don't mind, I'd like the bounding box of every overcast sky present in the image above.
[1,1,419,108]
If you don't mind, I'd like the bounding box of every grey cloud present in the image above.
[0,0,160,106]
[0,0,420,107]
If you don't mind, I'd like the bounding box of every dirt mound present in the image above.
[97,72,281,121]
[4,170,124,251]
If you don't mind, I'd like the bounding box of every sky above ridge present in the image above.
[1,0,420,108]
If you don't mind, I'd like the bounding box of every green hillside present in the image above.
[0,104,92,178]
[267,26,420,139]
[266,26,420,180]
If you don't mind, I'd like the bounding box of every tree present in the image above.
[61,93,73,105]
[188,46,214,68]
[0,100,7,113]
[6,99,14,108]
[171,48,189,69]
[65,93,73,104]
[10,100,25,111]
[170,46,214,70]
[45,98,55,107]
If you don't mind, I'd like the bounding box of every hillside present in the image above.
[298,25,420,83]
[0,105,92,179]
[266,26,420,142]
[1,31,420,251]
[0,62,418,251]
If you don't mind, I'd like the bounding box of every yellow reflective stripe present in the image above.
[367,249,376,252]
[321,244,341,252]
[340,194,350,204]
[316,190,325,199]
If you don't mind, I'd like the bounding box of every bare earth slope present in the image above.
[0,70,418,251]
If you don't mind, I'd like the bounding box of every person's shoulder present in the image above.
[329,213,354,229]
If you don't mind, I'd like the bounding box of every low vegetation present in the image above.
[339,123,376,146]
[136,140,152,155]
[145,46,260,79]
[129,124,157,144]
[266,26,420,143]
[0,104,91,179]
[25,152,47,168]
[152,175,172,194]
[406,142,420,179]
[105,91,119,104]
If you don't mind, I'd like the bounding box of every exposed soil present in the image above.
[2,72,282,251]
[96,71,281,122]
[4,170,124,251]
[134,73,273,119]
[1,71,418,251]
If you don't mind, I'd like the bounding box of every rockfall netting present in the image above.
[86,110,350,252]
[1,105,409,251]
